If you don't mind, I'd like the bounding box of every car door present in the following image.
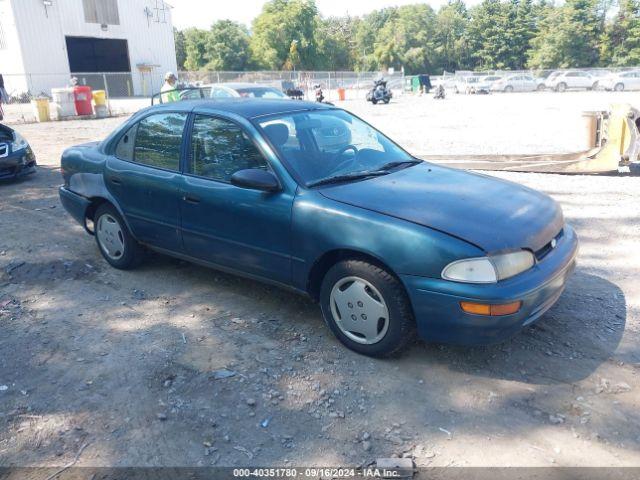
[576,72,591,88]
[105,112,188,252]
[511,75,523,91]
[179,113,295,285]
[628,72,640,90]
[521,75,536,91]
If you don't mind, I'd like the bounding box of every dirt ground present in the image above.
[1,93,639,468]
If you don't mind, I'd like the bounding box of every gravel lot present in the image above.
[1,92,639,469]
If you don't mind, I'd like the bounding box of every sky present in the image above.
[170,0,461,30]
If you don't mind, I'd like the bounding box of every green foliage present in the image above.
[317,16,357,70]
[250,0,321,70]
[205,20,251,71]
[174,28,187,70]
[174,0,632,73]
[433,0,471,72]
[528,0,602,68]
[183,28,209,71]
[601,0,640,66]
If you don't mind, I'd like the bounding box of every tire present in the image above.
[319,259,415,357]
[556,82,567,92]
[382,98,390,104]
[504,85,514,93]
[590,82,598,91]
[94,203,143,270]
[614,83,625,92]
[371,98,378,105]
[537,84,546,91]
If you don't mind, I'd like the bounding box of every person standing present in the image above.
[161,72,180,103]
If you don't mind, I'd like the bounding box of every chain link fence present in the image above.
[1,70,405,105]
[2,66,638,123]
[407,67,640,94]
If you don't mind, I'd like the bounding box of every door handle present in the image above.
[108,176,122,185]
[183,195,201,204]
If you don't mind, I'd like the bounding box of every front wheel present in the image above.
[556,82,567,92]
[614,83,625,92]
[94,203,143,270]
[320,260,415,357]
[504,85,514,93]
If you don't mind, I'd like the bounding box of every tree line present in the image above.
[174,0,640,74]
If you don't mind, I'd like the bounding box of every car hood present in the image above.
[318,163,564,253]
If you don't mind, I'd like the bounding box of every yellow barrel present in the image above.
[92,90,107,106]
[31,98,50,122]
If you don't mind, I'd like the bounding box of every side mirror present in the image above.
[230,169,280,192]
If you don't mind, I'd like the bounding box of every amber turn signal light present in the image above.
[460,301,522,316]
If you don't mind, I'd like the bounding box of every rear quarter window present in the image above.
[115,123,138,161]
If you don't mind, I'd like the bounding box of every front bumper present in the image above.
[401,225,579,345]
[0,147,37,180]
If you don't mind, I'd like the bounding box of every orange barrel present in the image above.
[337,88,346,101]
[73,86,93,116]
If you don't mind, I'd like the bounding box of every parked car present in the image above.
[468,75,502,94]
[59,99,578,357]
[490,74,539,92]
[598,70,640,92]
[180,83,290,101]
[0,123,36,181]
[457,76,497,94]
[544,71,598,92]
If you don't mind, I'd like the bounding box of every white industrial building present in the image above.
[0,0,177,97]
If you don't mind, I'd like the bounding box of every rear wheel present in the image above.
[537,84,546,91]
[94,203,143,270]
[614,83,625,92]
[320,260,414,357]
[504,85,514,93]
[556,82,567,92]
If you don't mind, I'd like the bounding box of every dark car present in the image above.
[178,83,290,101]
[59,99,578,357]
[0,124,36,180]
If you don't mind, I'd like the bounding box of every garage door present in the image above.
[66,37,131,73]
[66,37,133,96]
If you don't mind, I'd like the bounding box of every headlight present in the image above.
[12,131,29,151]
[442,251,535,284]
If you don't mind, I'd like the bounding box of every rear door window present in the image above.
[133,113,187,171]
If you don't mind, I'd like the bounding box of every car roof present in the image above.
[150,98,334,119]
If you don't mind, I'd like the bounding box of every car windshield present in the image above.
[237,87,286,99]
[258,109,415,187]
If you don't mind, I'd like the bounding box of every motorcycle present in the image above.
[366,79,392,105]
[433,84,446,100]
[314,84,325,103]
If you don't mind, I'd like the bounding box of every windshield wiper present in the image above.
[307,170,390,188]
[378,159,422,171]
